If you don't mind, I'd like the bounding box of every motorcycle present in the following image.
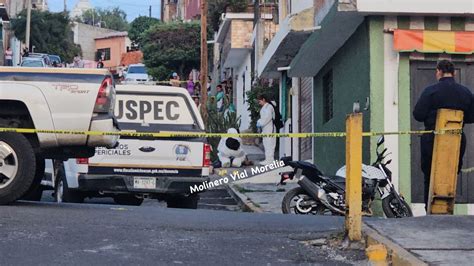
[279,136,413,218]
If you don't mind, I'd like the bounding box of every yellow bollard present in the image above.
[428,109,464,215]
[366,244,388,266]
[345,113,363,241]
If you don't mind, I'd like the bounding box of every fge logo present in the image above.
[115,100,180,121]
[174,145,190,161]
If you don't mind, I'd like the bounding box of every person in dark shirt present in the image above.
[413,60,474,209]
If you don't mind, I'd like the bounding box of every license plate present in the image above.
[133,177,156,189]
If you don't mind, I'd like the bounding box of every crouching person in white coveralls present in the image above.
[256,94,276,165]
[218,128,246,167]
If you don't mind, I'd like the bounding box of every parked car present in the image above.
[123,64,152,84]
[24,53,51,66]
[42,85,210,208]
[48,55,62,67]
[20,57,47,67]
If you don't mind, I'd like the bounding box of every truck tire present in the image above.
[167,194,199,209]
[113,195,144,206]
[0,133,36,205]
[54,162,84,204]
[19,156,45,201]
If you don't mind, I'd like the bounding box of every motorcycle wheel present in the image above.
[382,193,413,218]
[281,187,328,215]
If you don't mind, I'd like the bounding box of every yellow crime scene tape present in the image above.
[0,127,462,138]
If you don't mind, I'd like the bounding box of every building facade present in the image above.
[161,0,200,23]
[257,0,314,161]
[284,0,474,215]
[72,22,117,61]
[95,31,131,69]
[213,4,276,132]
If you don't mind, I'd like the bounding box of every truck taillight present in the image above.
[94,77,114,114]
[203,144,211,167]
[76,158,89,164]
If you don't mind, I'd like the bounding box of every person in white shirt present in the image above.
[256,94,276,165]
[4,47,13,66]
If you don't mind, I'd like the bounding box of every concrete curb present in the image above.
[225,184,263,213]
[363,223,428,266]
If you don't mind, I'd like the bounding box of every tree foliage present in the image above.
[78,7,129,31]
[208,0,248,31]
[10,10,81,63]
[129,16,161,47]
[142,21,201,81]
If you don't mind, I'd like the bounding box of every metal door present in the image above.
[299,77,313,161]
[410,61,474,203]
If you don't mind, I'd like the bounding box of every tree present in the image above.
[142,22,201,81]
[10,10,81,63]
[79,7,129,31]
[129,16,160,47]
[208,0,248,31]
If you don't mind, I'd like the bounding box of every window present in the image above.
[322,70,333,123]
[97,48,111,61]
[128,66,147,74]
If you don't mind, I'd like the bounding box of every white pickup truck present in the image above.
[42,85,210,208]
[0,67,119,204]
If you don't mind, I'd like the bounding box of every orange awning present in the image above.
[394,29,474,54]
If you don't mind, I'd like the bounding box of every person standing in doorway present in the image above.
[4,47,13,66]
[413,60,474,210]
[257,94,276,165]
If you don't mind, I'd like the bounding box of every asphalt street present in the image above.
[0,200,364,265]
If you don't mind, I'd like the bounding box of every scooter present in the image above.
[279,136,413,218]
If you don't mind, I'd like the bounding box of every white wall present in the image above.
[234,54,252,131]
[384,16,400,190]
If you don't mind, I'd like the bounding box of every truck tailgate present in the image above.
[88,139,204,177]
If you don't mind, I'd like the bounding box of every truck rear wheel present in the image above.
[0,133,36,204]
[54,162,84,204]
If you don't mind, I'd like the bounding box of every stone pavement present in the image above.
[365,215,474,265]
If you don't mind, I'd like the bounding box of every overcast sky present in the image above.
[48,0,161,22]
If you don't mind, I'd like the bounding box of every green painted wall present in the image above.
[369,17,385,163]
[313,21,371,174]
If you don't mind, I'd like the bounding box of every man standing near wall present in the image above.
[413,60,474,210]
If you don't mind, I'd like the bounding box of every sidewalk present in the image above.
[219,144,296,213]
[364,215,474,265]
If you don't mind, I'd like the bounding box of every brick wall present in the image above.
[231,20,253,48]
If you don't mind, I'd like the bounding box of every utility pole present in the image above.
[64,0,67,12]
[149,5,152,18]
[26,0,32,52]
[200,0,208,125]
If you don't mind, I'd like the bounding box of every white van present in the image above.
[42,85,210,208]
